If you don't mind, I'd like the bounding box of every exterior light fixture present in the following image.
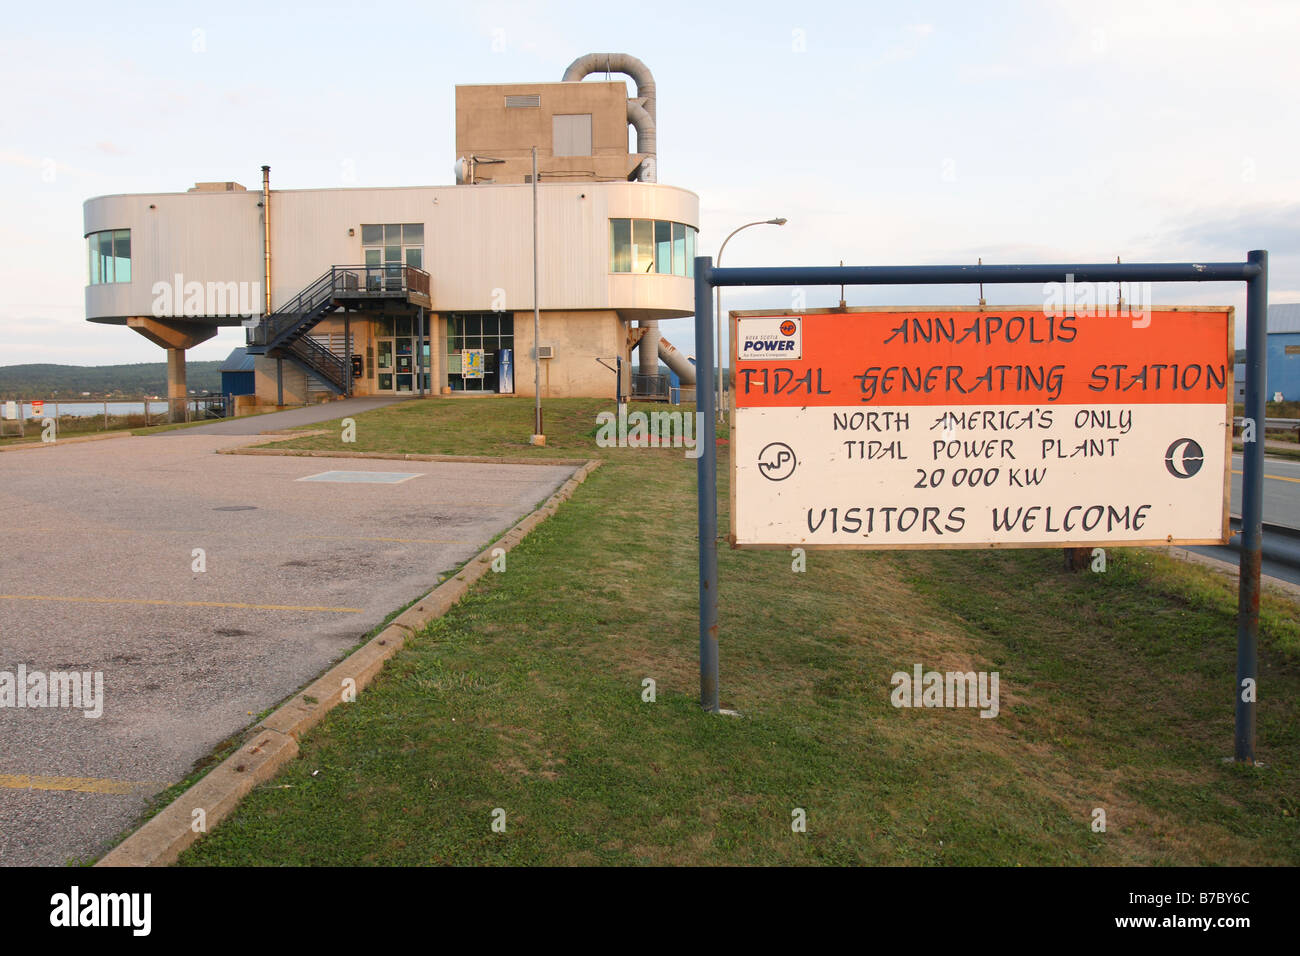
[715,217,789,421]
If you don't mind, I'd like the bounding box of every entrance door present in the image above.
[395,337,413,391]
[375,316,421,393]
[377,339,394,391]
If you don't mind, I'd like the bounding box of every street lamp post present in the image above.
[715,218,787,421]
[531,146,544,444]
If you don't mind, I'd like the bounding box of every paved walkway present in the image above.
[168,395,417,436]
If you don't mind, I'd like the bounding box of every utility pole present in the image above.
[531,146,545,445]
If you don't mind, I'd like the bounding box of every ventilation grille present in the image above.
[536,345,555,359]
[505,94,540,108]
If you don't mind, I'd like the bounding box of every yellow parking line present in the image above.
[0,774,156,795]
[1231,469,1300,484]
[0,595,362,613]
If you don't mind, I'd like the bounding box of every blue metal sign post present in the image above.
[693,252,1268,763]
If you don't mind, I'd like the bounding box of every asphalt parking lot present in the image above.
[0,433,576,865]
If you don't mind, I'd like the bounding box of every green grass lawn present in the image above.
[176,397,1300,866]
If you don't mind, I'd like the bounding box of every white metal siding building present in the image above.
[84,179,699,403]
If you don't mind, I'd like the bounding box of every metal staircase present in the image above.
[246,265,432,395]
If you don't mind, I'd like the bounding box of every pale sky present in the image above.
[2,0,1296,367]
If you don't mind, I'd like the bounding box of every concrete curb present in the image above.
[218,445,593,467]
[96,730,300,867]
[95,456,602,867]
[0,430,135,452]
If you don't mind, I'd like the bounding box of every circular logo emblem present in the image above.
[758,442,797,481]
[1164,438,1204,478]
[779,320,797,336]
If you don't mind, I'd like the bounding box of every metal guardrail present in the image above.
[1232,416,1300,441]
[1225,516,1300,570]
[1233,416,1299,428]
[0,396,229,432]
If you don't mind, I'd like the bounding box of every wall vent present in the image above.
[536,345,555,359]
[505,94,541,108]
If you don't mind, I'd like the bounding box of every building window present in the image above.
[609,219,698,276]
[610,220,632,273]
[553,113,593,157]
[361,223,423,290]
[655,221,672,274]
[87,229,130,284]
[446,312,515,393]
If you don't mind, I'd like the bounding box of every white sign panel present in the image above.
[731,308,1233,549]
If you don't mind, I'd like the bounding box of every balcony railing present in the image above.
[343,264,430,298]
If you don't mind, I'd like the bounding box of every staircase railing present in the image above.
[247,265,432,350]
[247,268,343,348]
[285,335,348,393]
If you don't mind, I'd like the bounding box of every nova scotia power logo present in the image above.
[738,315,802,360]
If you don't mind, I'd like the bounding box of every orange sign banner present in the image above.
[734,308,1232,408]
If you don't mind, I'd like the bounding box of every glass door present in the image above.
[395,338,413,391]
[377,340,394,391]
[375,314,426,394]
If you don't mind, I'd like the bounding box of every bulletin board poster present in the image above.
[462,349,484,380]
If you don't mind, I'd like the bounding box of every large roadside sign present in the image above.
[731,306,1233,549]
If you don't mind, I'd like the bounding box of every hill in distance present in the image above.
[0,361,225,399]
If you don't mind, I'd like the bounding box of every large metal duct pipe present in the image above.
[566,56,662,383]
[562,53,656,182]
[625,100,656,183]
[657,335,695,385]
[639,319,660,377]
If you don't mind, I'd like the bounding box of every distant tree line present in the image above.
[0,362,225,399]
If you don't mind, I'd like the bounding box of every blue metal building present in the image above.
[220,347,256,399]
[1267,303,1300,401]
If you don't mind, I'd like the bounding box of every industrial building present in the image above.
[1266,303,1300,401]
[83,55,699,415]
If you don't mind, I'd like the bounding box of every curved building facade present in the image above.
[83,62,699,406]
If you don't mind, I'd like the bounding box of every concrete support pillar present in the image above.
[638,319,660,377]
[166,348,187,422]
[417,308,425,397]
[124,317,216,424]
